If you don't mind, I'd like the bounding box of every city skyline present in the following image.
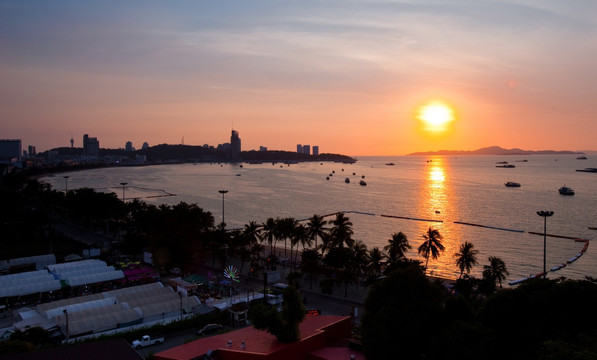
[2,1,597,156]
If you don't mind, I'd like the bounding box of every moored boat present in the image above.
[505,181,521,187]
[559,186,574,195]
[359,180,367,186]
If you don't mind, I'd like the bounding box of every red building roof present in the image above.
[154,315,361,360]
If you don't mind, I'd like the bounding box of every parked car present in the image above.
[131,335,164,349]
[196,324,223,336]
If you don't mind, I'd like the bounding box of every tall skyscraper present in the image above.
[313,146,319,156]
[303,145,311,155]
[297,144,303,153]
[83,134,100,157]
[230,130,241,160]
[125,141,134,152]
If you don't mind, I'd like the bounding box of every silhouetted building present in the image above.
[28,145,36,156]
[313,145,319,156]
[259,146,268,152]
[0,139,22,163]
[142,142,149,150]
[83,134,100,157]
[231,130,241,160]
[297,144,303,153]
[303,144,311,155]
[70,137,74,148]
[125,141,134,152]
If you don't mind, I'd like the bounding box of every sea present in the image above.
[41,155,597,284]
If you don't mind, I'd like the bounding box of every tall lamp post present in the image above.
[218,190,228,227]
[120,182,128,202]
[537,210,554,279]
[63,176,69,192]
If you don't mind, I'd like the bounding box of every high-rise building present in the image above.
[83,134,100,157]
[303,145,311,155]
[297,144,303,153]
[142,142,149,150]
[0,139,22,162]
[259,146,268,152]
[125,141,134,152]
[230,130,241,160]
[313,146,319,156]
[28,145,36,156]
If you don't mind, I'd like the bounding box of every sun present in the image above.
[417,101,455,133]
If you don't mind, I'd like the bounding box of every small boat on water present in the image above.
[576,168,597,173]
[496,164,515,168]
[345,178,350,184]
[359,180,367,186]
[559,186,575,195]
[577,156,588,160]
[505,181,521,187]
[385,163,395,166]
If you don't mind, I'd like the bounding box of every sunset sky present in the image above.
[2,1,596,156]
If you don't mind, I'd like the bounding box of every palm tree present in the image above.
[367,247,385,279]
[351,240,369,288]
[262,217,278,254]
[454,241,479,278]
[384,232,411,265]
[242,221,262,246]
[329,212,355,249]
[300,248,322,290]
[417,227,445,273]
[482,256,509,289]
[293,223,311,264]
[306,214,328,253]
[277,217,297,261]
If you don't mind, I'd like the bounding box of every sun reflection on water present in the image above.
[415,158,462,279]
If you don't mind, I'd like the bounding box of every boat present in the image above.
[577,156,588,160]
[559,186,575,195]
[496,164,515,168]
[576,168,597,173]
[505,181,521,187]
[495,161,508,164]
[359,180,367,186]
[385,163,395,166]
[515,159,528,162]
[345,178,350,184]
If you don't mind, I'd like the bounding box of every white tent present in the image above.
[0,270,61,298]
[65,270,124,287]
[0,254,56,271]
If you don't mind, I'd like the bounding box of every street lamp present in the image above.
[537,210,554,279]
[120,182,128,201]
[63,176,69,192]
[218,190,228,227]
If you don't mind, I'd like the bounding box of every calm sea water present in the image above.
[42,155,597,283]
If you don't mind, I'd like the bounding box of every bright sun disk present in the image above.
[417,101,455,133]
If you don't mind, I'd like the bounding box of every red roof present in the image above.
[154,315,355,360]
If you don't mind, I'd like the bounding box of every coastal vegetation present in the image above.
[2,165,597,358]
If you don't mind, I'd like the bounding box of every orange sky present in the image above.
[1,1,596,156]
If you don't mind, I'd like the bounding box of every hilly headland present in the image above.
[408,145,584,156]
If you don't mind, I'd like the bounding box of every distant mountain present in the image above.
[408,146,584,156]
